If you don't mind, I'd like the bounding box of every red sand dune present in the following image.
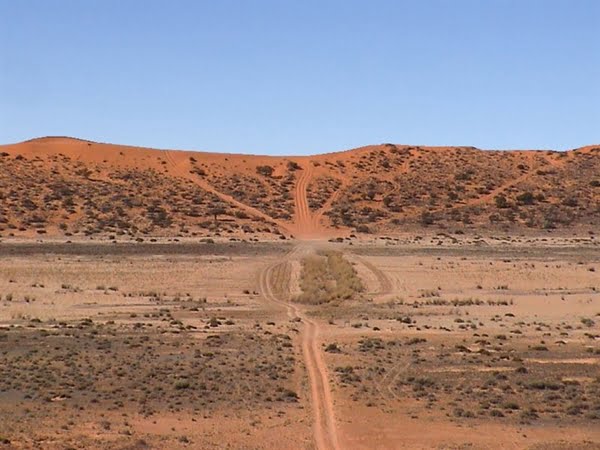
[0,136,599,239]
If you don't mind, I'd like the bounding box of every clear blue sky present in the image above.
[1,1,598,154]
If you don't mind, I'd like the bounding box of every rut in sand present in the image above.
[162,149,293,234]
[259,245,341,450]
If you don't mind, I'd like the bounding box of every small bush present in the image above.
[286,161,301,171]
[495,194,509,209]
[174,380,190,390]
[256,165,274,177]
[325,343,341,353]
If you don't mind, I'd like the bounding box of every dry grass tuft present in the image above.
[296,251,364,304]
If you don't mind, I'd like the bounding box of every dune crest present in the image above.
[1,137,599,239]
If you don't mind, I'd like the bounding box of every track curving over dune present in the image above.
[313,177,346,230]
[406,151,566,221]
[3,137,598,239]
[162,149,294,234]
[293,163,325,237]
[294,165,313,225]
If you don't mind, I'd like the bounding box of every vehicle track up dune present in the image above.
[293,163,318,235]
[313,178,347,229]
[162,149,293,234]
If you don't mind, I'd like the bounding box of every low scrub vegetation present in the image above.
[295,251,364,304]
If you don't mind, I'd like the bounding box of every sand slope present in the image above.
[0,137,599,239]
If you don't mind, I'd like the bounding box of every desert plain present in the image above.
[0,138,599,449]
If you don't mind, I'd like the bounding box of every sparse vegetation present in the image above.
[295,251,364,304]
[0,136,599,449]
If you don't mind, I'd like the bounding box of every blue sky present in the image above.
[1,1,598,155]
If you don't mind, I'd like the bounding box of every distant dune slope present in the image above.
[0,137,599,239]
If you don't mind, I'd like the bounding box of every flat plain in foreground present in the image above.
[0,239,598,449]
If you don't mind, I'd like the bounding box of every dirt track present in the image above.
[258,245,341,450]
[353,256,393,297]
[293,162,329,238]
[163,151,343,448]
[163,149,294,234]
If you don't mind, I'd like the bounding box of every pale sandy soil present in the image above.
[319,244,600,450]
[0,243,312,449]
[0,241,598,449]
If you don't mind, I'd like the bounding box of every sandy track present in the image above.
[293,163,326,237]
[162,150,293,234]
[258,246,341,450]
[465,152,540,206]
[354,256,393,297]
[163,149,337,448]
[294,165,313,226]
[400,152,559,222]
[352,255,411,406]
[313,178,346,229]
[417,152,560,220]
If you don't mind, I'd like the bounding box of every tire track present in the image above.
[313,179,346,229]
[351,256,408,406]
[162,149,293,235]
[402,151,550,221]
[294,163,316,235]
[384,361,411,402]
[354,256,393,297]
[259,246,341,450]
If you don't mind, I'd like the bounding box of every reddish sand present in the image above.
[0,136,599,240]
